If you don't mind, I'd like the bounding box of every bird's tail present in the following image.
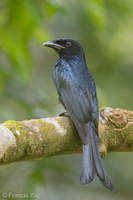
[80,124,118,193]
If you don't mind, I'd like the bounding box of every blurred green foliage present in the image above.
[0,0,133,199]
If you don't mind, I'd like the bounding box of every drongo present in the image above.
[43,38,118,193]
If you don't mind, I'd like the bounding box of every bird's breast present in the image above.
[53,58,94,103]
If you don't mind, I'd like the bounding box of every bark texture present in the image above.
[0,107,133,166]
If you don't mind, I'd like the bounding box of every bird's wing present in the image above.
[60,80,99,144]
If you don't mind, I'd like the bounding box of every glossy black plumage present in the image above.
[43,38,118,193]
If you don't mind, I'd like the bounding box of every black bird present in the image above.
[43,38,118,193]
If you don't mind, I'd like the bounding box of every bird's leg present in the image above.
[59,111,70,117]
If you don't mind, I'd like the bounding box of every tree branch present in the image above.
[0,107,133,166]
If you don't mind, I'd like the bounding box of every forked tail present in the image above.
[80,124,118,193]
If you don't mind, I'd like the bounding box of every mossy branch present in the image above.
[0,107,133,166]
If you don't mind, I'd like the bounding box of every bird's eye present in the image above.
[66,42,72,48]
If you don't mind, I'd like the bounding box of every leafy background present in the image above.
[0,0,133,199]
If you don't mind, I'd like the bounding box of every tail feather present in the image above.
[80,144,95,184]
[80,123,118,193]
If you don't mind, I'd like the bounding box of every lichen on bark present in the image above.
[0,107,133,166]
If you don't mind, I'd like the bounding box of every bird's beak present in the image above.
[42,41,65,50]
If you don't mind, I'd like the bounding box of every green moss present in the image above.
[4,120,23,134]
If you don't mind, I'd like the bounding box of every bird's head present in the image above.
[43,38,85,58]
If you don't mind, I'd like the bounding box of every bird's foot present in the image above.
[59,111,70,117]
